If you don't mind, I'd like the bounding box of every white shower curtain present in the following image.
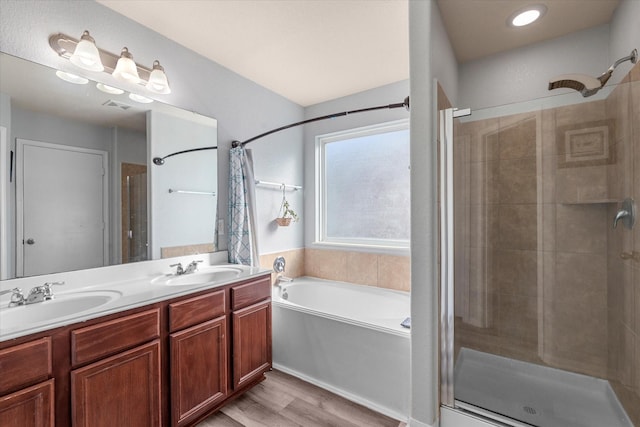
[228,146,259,266]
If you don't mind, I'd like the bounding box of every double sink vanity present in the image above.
[0,253,273,427]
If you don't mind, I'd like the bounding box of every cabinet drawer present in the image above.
[230,276,271,311]
[0,337,52,394]
[71,309,160,367]
[169,289,226,332]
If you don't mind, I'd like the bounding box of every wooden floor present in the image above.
[197,370,406,427]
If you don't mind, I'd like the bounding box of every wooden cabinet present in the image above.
[71,340,161,427]
[169,290,227,426]
[0,338,54,427]
[0,272,272,427]
[0,380,54,427]
[171,317,227,426]
[232,300,272,389]
[70,309,162,427]
[231,277,272,390]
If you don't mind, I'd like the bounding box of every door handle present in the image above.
[25,238,35,245]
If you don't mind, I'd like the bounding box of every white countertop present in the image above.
[0,253,271,342]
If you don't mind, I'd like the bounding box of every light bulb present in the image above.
[69,31,104,72]
[112,47,140,84]
[145,60,171,94]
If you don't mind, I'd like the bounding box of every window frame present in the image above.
[314,119,410,253]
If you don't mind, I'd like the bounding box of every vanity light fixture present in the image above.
[508,5,546,27]
[69,31,104,72]
[49,32,171,95]
[112,47,140,84]
[55,70,89,85]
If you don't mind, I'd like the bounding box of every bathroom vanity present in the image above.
[0,260,272,427]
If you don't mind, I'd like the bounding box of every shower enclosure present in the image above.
[439,63,639,426]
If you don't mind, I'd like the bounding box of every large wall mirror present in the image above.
[0,52,218,280]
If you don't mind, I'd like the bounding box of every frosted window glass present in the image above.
[324,128,410,242]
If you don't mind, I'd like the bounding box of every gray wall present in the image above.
[609,0,640,66]
[0,0,305,254]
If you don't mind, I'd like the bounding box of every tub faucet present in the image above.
[1,288,26,307]
[275,274,293,287]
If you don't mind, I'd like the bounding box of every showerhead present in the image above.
[548,48,637,97]
[548,73,603,97]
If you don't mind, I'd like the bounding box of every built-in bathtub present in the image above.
[272,277,410,421]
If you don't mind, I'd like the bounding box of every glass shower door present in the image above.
[440,71,639,426]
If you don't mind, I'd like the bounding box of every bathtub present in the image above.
[272,277,410,421]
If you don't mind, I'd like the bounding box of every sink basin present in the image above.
[154,267,244,286]
[0,290,121,332]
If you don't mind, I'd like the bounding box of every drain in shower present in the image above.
[523,406,537,415]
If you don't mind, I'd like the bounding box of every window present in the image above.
[315,119,410,250]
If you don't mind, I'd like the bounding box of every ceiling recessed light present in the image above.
[509,5,547,27]
[55,70,89,85]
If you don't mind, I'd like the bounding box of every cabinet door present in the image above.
[71,340,161,427]
[171,316,227,426]
[0,379,54,427]
[232,300,272,389]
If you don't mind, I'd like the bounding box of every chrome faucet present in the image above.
[1,288,26,307]
[25,282,65,304]
[184,260,203,274]
[272,256,293,287]
[275,274,293,288]
[170,260,202,275]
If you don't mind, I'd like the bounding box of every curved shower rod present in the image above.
[152,96,409,165]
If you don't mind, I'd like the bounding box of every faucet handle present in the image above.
[42,281,65,298]
[3,288,26,307]
[170,263,184,275]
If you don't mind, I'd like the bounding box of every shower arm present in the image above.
[598,48,638,85]
[152,96,410,165]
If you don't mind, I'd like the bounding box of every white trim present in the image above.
[315,118,410,250]
[408,418,438,427]
[0,126,8,279]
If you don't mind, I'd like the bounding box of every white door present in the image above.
[17,139,108,277]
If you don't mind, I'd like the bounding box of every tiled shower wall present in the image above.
[454,62,639,423]
[259,248,410,292]
[606,63,640,423]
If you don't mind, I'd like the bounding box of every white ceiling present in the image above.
[96,0,620,107]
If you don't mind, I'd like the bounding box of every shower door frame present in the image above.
[439,107,470,408]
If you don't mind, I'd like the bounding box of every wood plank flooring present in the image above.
[197,370,406,427]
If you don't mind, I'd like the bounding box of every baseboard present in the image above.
[272,363,409,423]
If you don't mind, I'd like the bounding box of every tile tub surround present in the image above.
[260,248,410,292]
